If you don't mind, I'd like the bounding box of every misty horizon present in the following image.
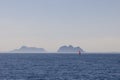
[0,0,120,52]
[0,45,119,53]
[0,1,120,80]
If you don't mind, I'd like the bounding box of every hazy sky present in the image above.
[0,0,120,52]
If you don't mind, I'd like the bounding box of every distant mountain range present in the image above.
[9,45,84,53]
[57,45,84,53]
[10,46,47,53]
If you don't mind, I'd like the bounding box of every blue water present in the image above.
[0,53,120,80]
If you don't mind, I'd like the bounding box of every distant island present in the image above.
[57,45,84,53]
[10,46,47,53]
[8,45,84,53]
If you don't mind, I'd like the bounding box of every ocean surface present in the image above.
[0,53,120,80]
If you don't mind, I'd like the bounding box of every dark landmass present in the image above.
[57,45,84,53]
[10,46,47,53]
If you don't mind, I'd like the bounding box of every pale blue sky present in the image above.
[0,0,120,52]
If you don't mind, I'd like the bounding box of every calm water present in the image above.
[0,53,120,80]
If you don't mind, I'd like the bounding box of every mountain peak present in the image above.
[20,46,28,49]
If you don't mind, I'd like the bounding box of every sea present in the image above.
[0,53,120,80]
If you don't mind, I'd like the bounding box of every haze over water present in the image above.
[0,0,120,52]
[0,1,120,80]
